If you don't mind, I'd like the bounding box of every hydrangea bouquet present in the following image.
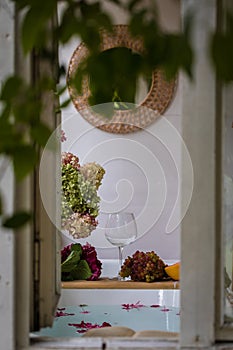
[61,151,105,239]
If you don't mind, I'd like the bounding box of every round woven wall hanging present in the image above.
[67,25,177,134]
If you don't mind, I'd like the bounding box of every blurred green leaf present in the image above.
[129,9,149,37]
[106,0,122,4]
[183,9,194,38]
[86,47,144,105]
[210,11,233,82]
[0,76,22,101]
[95,12,113,32]
[161,34,193,80]
[3,211,32,228]
[59,98,71,109]
[79,24,101,52]
[30,123,52,147]
[78,1,113,51]
[11,0,45,9]
[58,5,82,44]
[14,101,41,125]
[22,8,46,52]
[12,145,38,181]
[80,1,100,17]
[128,0,142,12]
[0,104,11,120]
[0,120,14,144]
[55,85,67,96]
[0,119,22,153]
[21,1,56,53]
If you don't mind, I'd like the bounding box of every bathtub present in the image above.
[58,259,180,336]
[35,259,180,337]
[59,259,180,308]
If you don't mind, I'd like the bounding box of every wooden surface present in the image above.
[62,278,180,290]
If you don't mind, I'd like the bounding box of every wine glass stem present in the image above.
[118,246,123,278]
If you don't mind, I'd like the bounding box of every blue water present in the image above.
[34,304,180,337]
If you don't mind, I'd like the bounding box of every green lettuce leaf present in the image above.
[71,243,83,253]
[61,244,92,281]
[61,250,82,273]
[70,260,92,280]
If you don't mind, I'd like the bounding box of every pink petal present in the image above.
[122,301,145,310]
[68,321,111,333]
[55,311,75,317]
[161,307,170,312]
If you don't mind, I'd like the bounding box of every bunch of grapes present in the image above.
[119,250,167,282]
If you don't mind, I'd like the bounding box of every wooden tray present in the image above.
[62,278,180,290]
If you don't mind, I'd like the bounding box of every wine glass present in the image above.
[104,212,137,280]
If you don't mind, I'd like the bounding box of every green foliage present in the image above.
[61,244,92,281]
[210,12,233,82]
[16,0,58,52]
[3,211,32,228]
[68,1,195,108]
[85,47,143,106]
[58,1,113,51]
[30,123,52,147]
[0,75,52,181]
[1,0,233,231]
[12,145,38,180]
[70,260,92,280]
[1,76,22,100]
[128,4,194,80]
[61,249,82,272]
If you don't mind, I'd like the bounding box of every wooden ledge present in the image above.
[62,278,180,290]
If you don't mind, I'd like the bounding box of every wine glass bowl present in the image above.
[104,212,137,280]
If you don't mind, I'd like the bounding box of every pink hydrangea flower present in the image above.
[61,152,80,169]
[82,242,102,281]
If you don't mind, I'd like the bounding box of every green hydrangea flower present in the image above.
[61,164,100,218]
[80,162,105,190]
[61,152,105,239]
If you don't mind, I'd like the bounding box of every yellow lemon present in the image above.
[165,262,180,281]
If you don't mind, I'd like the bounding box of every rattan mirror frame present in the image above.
[67,25,177,134]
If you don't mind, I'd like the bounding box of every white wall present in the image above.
[59,0,182,261]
